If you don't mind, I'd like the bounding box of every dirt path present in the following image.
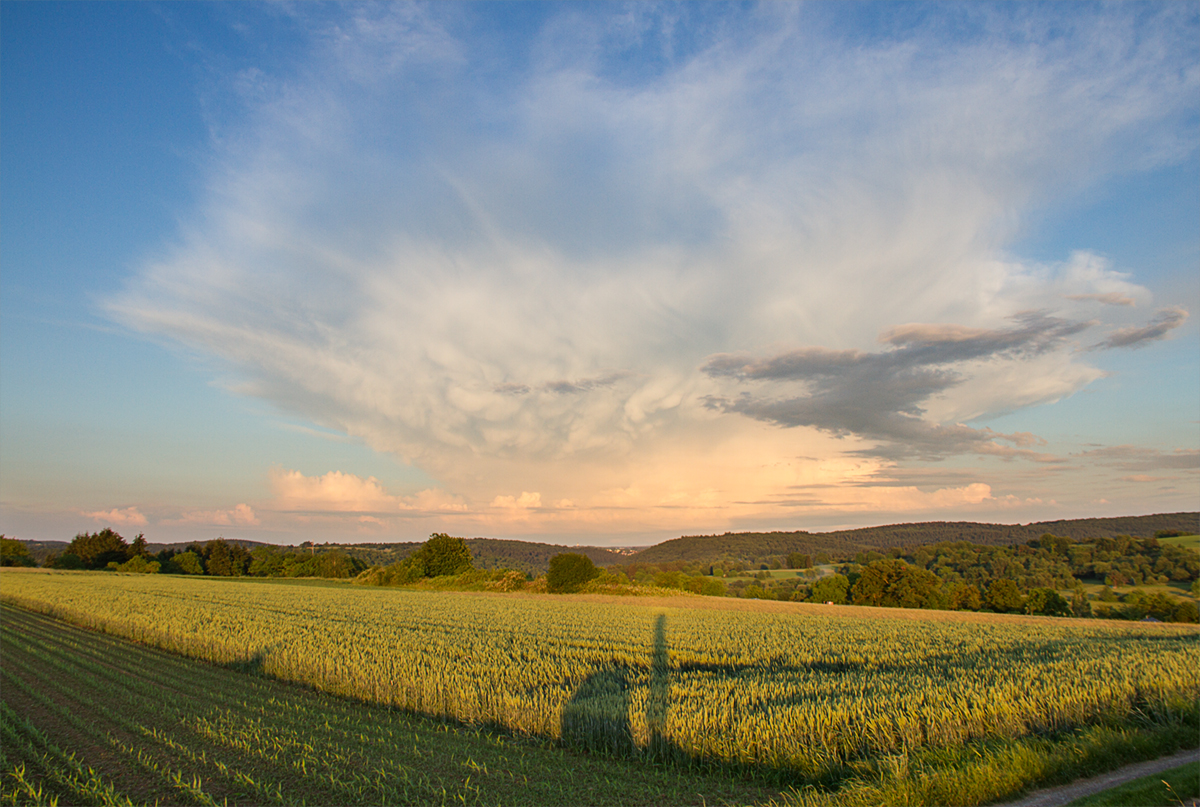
[993,747,1199,807]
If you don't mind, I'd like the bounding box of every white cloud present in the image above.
[491,491,543,509]
[268,468,467,515]
[161,503,260,527]
[107,5,1198,533]
[82,507,148,527]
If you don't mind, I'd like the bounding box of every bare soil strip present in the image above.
[994,748,1200,807]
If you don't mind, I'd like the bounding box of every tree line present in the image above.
[711,532,1198,622]
[8,527,1195,623]
[28,529,365,579]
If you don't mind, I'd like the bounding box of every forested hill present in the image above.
[628,512,1199,567]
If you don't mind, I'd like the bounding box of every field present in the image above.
[0,604,779,806]
[2,568,1198,806]
[1157,534,1200,553]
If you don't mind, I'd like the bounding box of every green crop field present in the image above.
[1157,534,1200,553]
[2,568,1198,806]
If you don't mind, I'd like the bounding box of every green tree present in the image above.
[949,583,983,611]
[547,553,600,593]
[810,574,849,604]
[205,540,236,576]
[249,546,286,577]
[1071,585,1091,618]
[1024,588,1070,617]
[1171,599,1199,624]
[850,559,942,609]
[200,539,250,576]
[67,529,132,569]
[0,537,35,567]
[413,534,473,577]
[786,552,811,569]
[173,551,204,575]
[985,579,1024,613]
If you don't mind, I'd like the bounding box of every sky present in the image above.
[2,2,1197,547]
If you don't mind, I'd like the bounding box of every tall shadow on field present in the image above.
[559,661,635,756]
[646,614,674,760]
[561,614,683,762]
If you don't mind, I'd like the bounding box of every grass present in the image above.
[1065,761,1199,806]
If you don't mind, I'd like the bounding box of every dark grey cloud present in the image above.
[1091,307,1188,350]
[702,313,1088,460]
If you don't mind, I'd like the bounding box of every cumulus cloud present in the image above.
[491,491,543,509]
[161,504,259,527]
[268,468,468,516]
[105,5,1198,531]
[1091,307,1189,350]
[83,507,148,527]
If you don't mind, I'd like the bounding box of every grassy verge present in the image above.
[1065,761,1199,806]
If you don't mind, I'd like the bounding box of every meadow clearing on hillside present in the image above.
[1,568,1197,806]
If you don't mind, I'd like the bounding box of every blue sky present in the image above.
[2,2,1197,546]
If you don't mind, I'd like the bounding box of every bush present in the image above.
[112,555,161,574]
[487,570,528,592]
[46,553,85,570]
[173,551,205,575]
[547,553,600,593]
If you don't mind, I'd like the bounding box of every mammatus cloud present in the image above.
[83,507,147,527]
[105,5,1199,533]
[1091,307,1189,350]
